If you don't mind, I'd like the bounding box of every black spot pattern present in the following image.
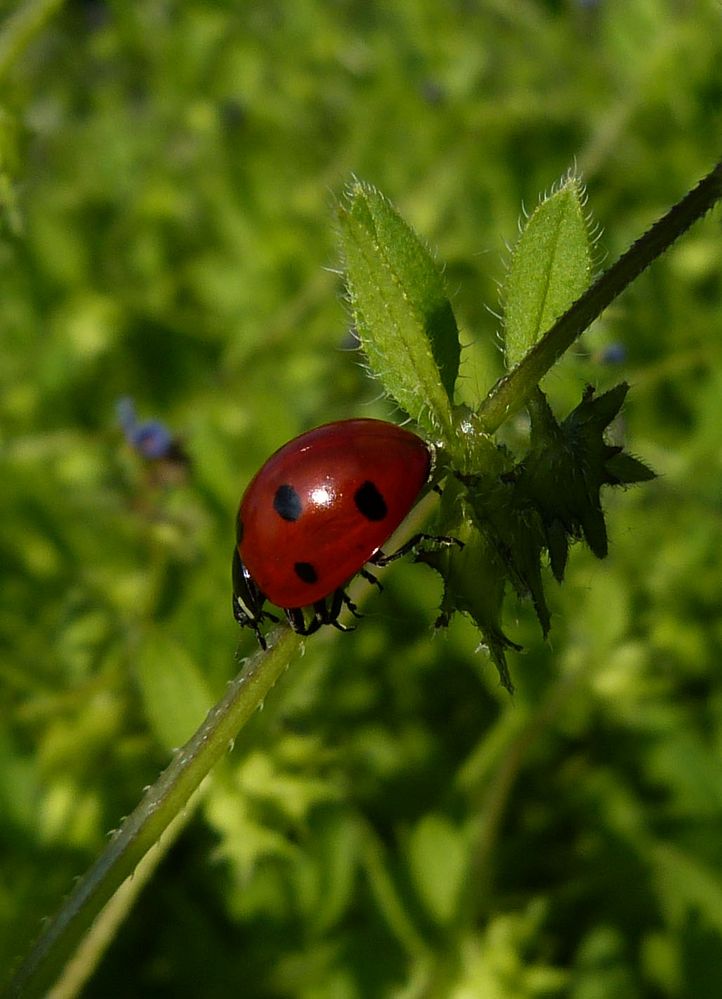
[354,480,387,521]
[294,561,318,584]
[274,483,302,521]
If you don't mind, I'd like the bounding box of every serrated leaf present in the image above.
[519,383,655,576]
[420,480,520,693]
[338,180,458,438]
[462,473,551,638]
[504,176,592,369]
[605,451,656,484]
[136,631,214,751]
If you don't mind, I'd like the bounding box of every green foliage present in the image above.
[503,175,592,369]
[339,177,656,691]
[338,179,459,437]
[407,813,467,926]
[2,1,722,997]
[136,630,214,751]
[521,385,654,570]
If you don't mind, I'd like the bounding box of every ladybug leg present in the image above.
[284,606,324,637]
[232,593,268,650]
[284,594,358,637]
[370,533,463,567]
[233,547,276,649]
[340,589,363,620]
[318,590,356,632]
[330,619,354,632]
[360,567,383,593]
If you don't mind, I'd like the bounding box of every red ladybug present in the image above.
[233,418,453,647]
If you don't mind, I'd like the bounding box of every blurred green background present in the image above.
[2,1,722,995]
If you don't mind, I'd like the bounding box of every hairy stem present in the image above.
[0,0,67,83]
[477,160,722,432]
[7,627,300,999]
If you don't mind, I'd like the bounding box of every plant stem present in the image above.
[47,787,202,999]
[477,159,722,433]
[6,627,301,999]
[0,0,67,84]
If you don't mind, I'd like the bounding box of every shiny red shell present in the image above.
[237,419,432,608]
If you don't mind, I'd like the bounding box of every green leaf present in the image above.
[605,450,656,484]
[519,383,655,579]
[460,473,551,638]
[305,812,360,934]
[419,475,521,693]
[653,842,722,936]
[429,524,521,695]
[136,630,214,751]
[503,174,592,369]
[338,179,459,439]
[407,813,467,926]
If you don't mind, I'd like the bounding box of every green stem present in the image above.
[6,626,301,999]
[477,159,722,433]
[0,0,67,83]
[46,785,203,999]
[360,821,429,959]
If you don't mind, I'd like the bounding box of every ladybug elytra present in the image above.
[233,418,453,647]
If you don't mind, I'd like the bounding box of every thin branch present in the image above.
[477,160,722,432]
[7,627,301,999]
[0,0,67,84]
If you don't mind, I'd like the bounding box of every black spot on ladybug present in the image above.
[354,481,387,521]
[274,484,302,522]
[294,561,318,584]
[236,518,244,543]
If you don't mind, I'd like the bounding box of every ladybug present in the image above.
[233,418,454,648]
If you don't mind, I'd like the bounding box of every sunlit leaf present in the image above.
[338,180,459,438]
[503,175,592,369]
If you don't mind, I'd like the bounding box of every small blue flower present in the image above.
[598,343,627,365]
[131,421,174,459]
[116,397,177,459]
